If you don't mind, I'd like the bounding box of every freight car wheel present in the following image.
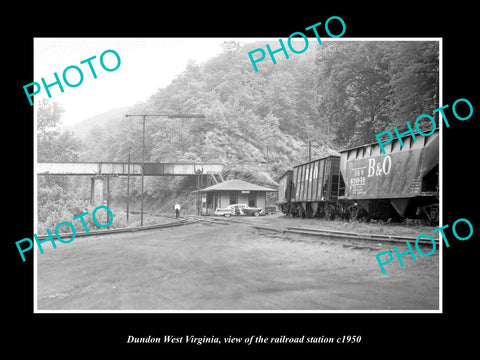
[348,205,359,220]
[348,204,368,221]
[291,206,299,218]
[325,204,336,220]
[422,204,439,224]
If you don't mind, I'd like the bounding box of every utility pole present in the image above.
[125,113,205,226]
[126,152,130,224]
[265,145,270,172]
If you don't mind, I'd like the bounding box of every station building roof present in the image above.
[199,179,277,192]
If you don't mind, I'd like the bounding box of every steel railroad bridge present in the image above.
[37,161,224,206]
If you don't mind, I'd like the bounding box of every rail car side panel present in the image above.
[345,150,423,198]
[341,132,439,200]
[292,156,340,203]
[277,170,293,204]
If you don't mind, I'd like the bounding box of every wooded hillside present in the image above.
[38,40,439,228]
[78,40,438,174]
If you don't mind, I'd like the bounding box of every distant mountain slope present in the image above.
[62,106,131,141]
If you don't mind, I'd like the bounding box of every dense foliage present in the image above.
[80,40,438,170]
[37,99,89,232]
[38,40,439,220]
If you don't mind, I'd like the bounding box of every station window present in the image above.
[229,192,238,205]
[248,192,256,207]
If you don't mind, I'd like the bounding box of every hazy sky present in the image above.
[34,38,239,126]
[33,37,419,127]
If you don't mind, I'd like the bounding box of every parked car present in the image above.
[214,204,245,217]
[214,207,234,217]
[265,206,277,215]
[241,206,263,216]
[214,204,263,217]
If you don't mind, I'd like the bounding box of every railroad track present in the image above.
[212,217,436,245]
[35,216,201,240]
[192,216,435,245]
[282,226,438,245]
[200,216,440,246]
[205,217,438,245]
[39,213,438,247]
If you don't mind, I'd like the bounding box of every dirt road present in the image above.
[37,216,439,311]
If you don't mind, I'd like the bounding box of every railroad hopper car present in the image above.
[278,130,439,222]
[277,155,345,219]
[339,130,439,222]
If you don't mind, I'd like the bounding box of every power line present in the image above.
[124,113,206,226]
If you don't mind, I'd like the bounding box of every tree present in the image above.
[386,41,439,128]
[314,41,439,147]
[38,99,64,133]
[37,99,87,233]
[37,99,83,162]
[315,42,392,147]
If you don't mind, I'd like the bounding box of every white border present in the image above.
[34,37,443,314]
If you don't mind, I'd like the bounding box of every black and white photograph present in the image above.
[33,37,441,312]
[6,5,478,355]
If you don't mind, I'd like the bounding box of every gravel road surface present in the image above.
[37,216,439,311]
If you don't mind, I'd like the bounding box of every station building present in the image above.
[198,179,277,216]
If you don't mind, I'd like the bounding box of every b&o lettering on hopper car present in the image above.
[367,155,391,177]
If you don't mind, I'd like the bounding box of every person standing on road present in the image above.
[174,203,181,219]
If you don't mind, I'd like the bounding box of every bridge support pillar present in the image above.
[90,176,105,206]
